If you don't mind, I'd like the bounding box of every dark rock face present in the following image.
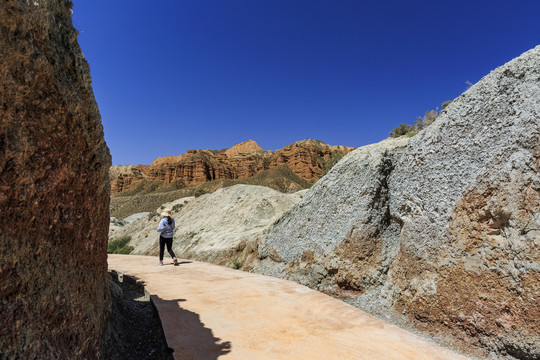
[0,1,111,358]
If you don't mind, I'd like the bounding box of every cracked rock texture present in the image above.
[0,1,111,359]
[255,46,540,359]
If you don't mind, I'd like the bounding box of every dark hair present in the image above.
[166,216,172,225]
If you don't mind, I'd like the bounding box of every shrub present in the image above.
[390,124,411,137]
[406,131,419,137]
[231,258,244,270]
[172,203,184,212]
[390,107,442,138]
[111,217,126,227]
[147,211,159,220]
[108,236,134,254]
[441,100,453,109]
[193,188,208,198]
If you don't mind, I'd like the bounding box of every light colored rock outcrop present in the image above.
[255,46,540,359]
[0,1,111,358]
[111,185,304,266]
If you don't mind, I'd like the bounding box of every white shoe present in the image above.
[159,261,163,266]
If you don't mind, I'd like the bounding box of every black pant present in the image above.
[159,236,176,261]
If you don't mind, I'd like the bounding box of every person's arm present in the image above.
[157,219,165,232]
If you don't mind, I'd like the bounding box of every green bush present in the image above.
[406,130,419,137]
[231,258,244,270]
[390,106,442,138]
[108,236,134,254]
[390,123,411,137]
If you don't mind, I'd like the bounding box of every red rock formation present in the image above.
[0,1,111,358]
[110,139,354,194]
[109,165,146,194]
[224,139,263,157]
[269,139,344,180]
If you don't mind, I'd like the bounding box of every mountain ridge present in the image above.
[110,138,354,194]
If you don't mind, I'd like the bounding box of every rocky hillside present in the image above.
[110,185,306,267]
[0,1,111,358]
[254,46,540,359]
[110,139,353,194]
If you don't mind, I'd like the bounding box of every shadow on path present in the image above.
[109,270,231,359]
[152,295,232,360]
[161,261,193,267]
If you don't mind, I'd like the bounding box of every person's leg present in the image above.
[159,236,165,264]
[165,238,178,265]
[165,238,176,259]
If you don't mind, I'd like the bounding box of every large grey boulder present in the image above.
[255,46,540,359]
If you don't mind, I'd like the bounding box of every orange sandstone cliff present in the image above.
[110,139,354,194]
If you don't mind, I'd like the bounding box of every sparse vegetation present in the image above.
[390,123,412,138]
[110,165,314,219]
[111,217,126,227]
[193,188,208,197]
[108,236,134,254]
[390,106,443,138]
[231,257,244,270]
[441,100,453,109]
[147,211,158,220]
[322,152,346,175]
[172,203,184,212]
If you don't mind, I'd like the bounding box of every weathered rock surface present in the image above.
[109,164,146,195]
[0,1,111,359]
[109,139,353,193]
[110,185,305,267]
[255,46,540,359]
[224,139,263,157]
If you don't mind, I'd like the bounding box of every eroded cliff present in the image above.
[110,139,353,194]
[0,1,111,358]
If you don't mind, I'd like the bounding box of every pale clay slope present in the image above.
[256,45,540,359]
[110,185,305,265]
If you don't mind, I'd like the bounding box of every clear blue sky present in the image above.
[72,1,540,165]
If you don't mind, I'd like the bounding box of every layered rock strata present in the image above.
[255,46,540,359]
[0,1,111,358]
[110,139,353,193]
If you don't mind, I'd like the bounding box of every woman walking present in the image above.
[157,209,179,266]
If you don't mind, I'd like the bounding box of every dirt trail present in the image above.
[108,255,468,360]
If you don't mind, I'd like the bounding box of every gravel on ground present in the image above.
[100,272,173,360]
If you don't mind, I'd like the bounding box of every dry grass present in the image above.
[110,165,313,219]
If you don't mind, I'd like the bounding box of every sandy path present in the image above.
[108,254,468,360]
